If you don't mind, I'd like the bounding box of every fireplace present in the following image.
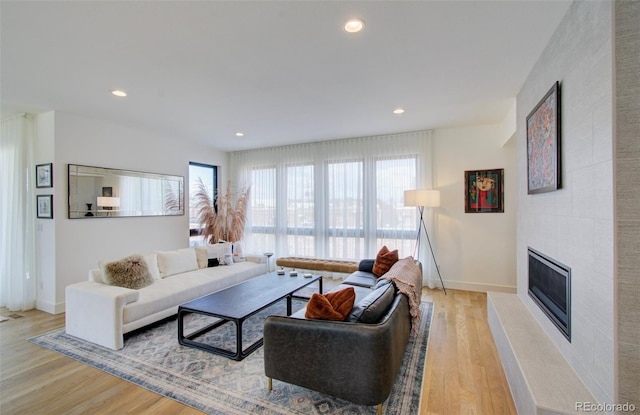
[528,247,571,341]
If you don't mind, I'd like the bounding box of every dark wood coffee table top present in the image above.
[178,271,322,360]
[179,271,321,320]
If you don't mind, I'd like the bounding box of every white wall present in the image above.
[34,112,56,312]
[432,122,517,293]
[39,111,227,313]
[516,0,614,404]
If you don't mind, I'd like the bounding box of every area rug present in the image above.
[30,299,433,415]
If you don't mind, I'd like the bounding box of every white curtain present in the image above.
[0,114,37,310]
[230,130,439,287]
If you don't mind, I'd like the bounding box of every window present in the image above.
[375,157,417,256]
[286,164,315,256]
[231,131,430,260]
[189,162,217,246]
[326,160,364,259]
[250,167,276,253]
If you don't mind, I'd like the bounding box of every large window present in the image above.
[189,162,217,246]
[231,131,431,260]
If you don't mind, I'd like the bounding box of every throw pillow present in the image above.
[372,245,398,276]
[155,248,199,278]
[194,247,208,269]
[143,253,161,280]
[100,255,154,290]
[305,286,356,321]
[347,281,396,323]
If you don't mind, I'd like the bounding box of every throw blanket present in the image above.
[380,257,422,332]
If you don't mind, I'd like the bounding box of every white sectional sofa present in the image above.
[65,246,267,350]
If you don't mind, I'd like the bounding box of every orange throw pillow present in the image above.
[372,246,399,276]
[305,286,356,321]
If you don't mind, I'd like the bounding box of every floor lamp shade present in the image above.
[404,189,440,208]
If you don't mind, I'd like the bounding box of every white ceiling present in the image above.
[1,1,571,152]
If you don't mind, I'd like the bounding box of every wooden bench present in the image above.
[275,257,359,274]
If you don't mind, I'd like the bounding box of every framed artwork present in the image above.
[464,169,504,213]
[526,81,561,194]
[37,194,54,219]
[36,163,53,188]
[102,187,113,197]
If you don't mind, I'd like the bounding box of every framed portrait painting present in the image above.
[36,163,53,188]
[526,81,561,194]
[464,169,504,213]
[37,194,53,219]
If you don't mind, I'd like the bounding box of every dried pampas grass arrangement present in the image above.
[194,179,250,244]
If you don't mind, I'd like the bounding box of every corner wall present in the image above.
[516,0,614,404]
[433,123,517,293]
[40,111,227,313]
[615,0,640,407]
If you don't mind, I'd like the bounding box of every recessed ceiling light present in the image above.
[344,18,365,33]
[110,89,127,97]
[235,132,244,137]
[393,108,405,115]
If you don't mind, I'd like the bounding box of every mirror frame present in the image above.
[68,164,184,219]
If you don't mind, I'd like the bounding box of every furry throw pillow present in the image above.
[100,254,154,290]
[305,286,356,321]
[372,245,399,276]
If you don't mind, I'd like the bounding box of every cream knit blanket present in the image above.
[380,257,422,332]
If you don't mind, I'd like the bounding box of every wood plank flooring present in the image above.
[0,289,516,415]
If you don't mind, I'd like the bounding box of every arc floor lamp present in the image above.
[404,189,447,294]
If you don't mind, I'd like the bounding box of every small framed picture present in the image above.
[464,169,504,213]
[36,163,53,188]
[37,194,54,219]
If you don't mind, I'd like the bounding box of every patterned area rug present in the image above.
[30,299,433,415]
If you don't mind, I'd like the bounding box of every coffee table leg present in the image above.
[287,295,292,316]
[235,319,243,360]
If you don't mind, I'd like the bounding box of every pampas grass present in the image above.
[194,179,250,243]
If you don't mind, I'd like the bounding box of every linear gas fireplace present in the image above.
[528,247,571,341]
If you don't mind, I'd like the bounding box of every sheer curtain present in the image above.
[230,130,438,286]
[0,114,37,311]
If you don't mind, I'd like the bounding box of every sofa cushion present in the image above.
[347,281,396,324]
[156,248,199,278]
[372,246,398,277]
[122,261,264,325]
[358,258,375,273]
[305,286,356,321]
[100,255,154,290]
[342,271,378,288]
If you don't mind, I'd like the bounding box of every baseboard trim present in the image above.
[440,280,516,293]
[36,300,65,315]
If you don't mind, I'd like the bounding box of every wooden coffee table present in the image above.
[178,271,322,361]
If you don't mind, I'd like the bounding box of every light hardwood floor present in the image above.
[0,289,516,415]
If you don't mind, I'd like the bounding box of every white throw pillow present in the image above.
[155,248,199,278]
[144,253,161,280]
[194,247,208,269]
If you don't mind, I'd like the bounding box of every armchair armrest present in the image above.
[65,281,139,350]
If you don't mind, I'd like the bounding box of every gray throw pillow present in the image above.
[347,281,396,324]
[100,255,154,290]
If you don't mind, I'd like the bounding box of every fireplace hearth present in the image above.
[527,247,571,341]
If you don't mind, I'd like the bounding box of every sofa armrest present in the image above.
[264,294,410,406]
[65,281,139,350]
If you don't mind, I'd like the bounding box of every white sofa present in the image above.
[65,246,267,350]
